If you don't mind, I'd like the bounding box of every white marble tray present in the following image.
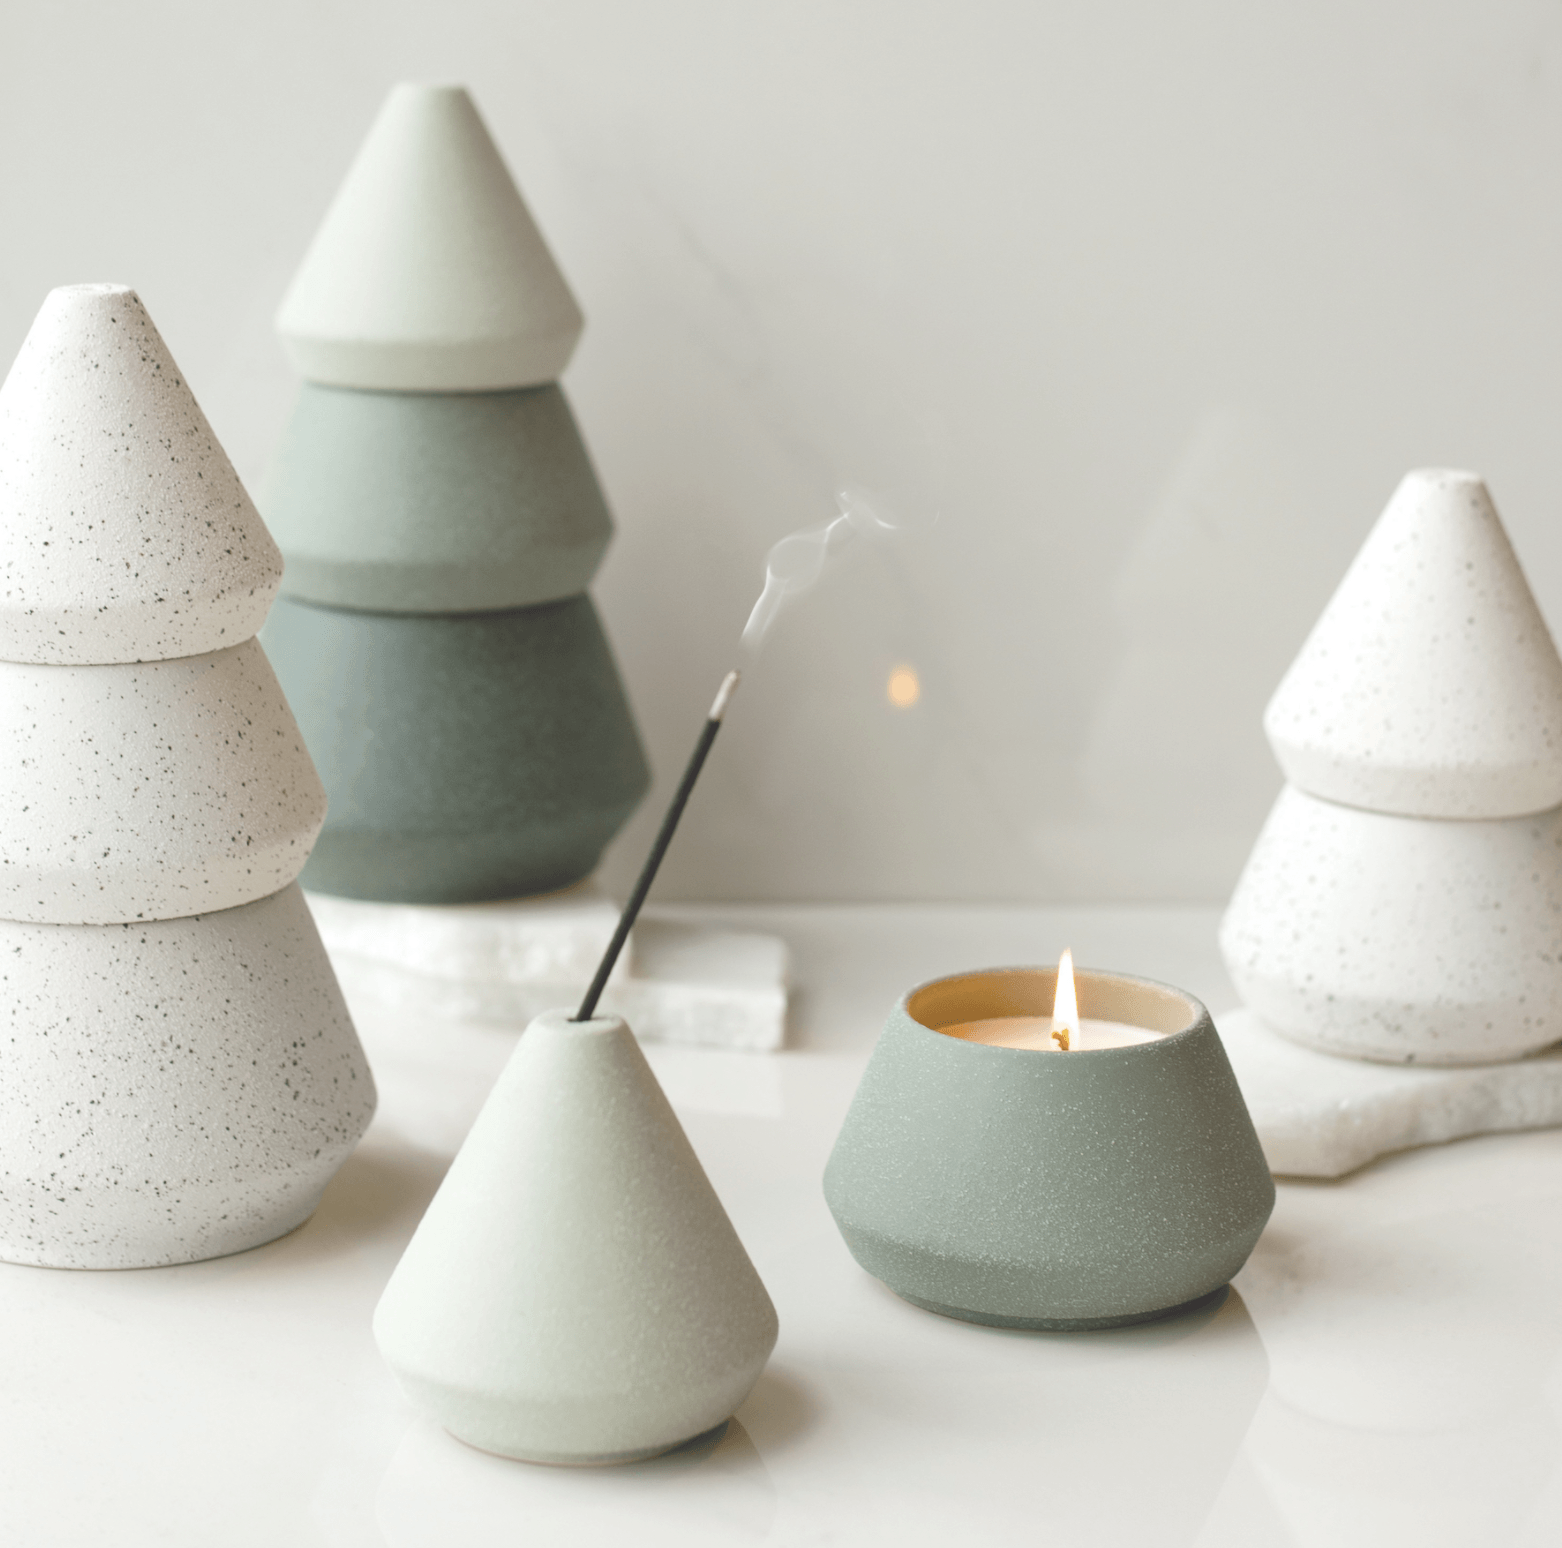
[1219,1005,1562,1177]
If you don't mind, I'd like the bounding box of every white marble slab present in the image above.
[1219,1005,1562,1177]
[305,882,627,987]
[308,886,789,1051]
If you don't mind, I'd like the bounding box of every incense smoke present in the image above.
[740,485,923,651]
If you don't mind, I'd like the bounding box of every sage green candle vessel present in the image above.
[823,966,1274,1330]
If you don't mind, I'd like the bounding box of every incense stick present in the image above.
[573,671,741,1022]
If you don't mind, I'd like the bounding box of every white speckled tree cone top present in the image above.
[276,84,584,392]
[0,640,326,923]
[0,285,283,665]
[374,1010,778,1464]
[1265,469,1562,818]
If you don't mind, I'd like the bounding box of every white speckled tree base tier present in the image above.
[0,882,375,1268]
[1219,1007,1562,1178]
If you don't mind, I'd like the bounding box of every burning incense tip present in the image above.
[573,671,741,1022]
[710,670,740,721]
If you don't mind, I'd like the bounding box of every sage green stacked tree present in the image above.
[261,83,649,903]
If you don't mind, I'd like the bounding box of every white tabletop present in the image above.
[4,903,1557,1547]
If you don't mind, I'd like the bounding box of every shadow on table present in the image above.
[375,1412,778,1546]
[730,1362,823,1456]
[251,1139,452,1271]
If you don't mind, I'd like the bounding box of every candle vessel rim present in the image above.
[903,964,1206,1049]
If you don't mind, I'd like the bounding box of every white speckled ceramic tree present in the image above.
[1221,469,1562,1065]
[0,284,376,1269]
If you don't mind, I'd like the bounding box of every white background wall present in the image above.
[5,0,1562,902]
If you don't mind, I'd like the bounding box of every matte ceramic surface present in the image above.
[373,1010,778,1463]
[0,882,375,1269]
[1219,1006,1562,1178]
[0,284,283,665]
[262,383,611,612]
[1265,469,1562,819]
[1220,783,1562,1064]
[262,594,648,903]
[823,967,1274,1328]
[0,639,326,923]
[276,84,584,391]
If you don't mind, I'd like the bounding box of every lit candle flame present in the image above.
[1051,948,1078,1051]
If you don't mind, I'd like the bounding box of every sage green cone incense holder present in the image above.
[261,383,612,614]
[824,966,1274,1329]
[374,1010,777,1464]
[262,594,649,902]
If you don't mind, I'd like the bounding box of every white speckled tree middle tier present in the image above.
[0,639,326,923]
[0,883,375,1270]
[0,285,283,666]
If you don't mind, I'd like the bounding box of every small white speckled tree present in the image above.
[0,284,374,1268]
[1220,468,1562,1065]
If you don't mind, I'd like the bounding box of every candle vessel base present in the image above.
[824,967,1274,1330]
[897,1284,1228,1332]
[460,1420,730,1469]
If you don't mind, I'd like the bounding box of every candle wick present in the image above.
[1052,1027,1070,1051]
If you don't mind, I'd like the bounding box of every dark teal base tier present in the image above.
[262,594,650,903]
[824,966,1275,1329]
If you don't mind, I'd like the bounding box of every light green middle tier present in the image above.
[261,383,613,614]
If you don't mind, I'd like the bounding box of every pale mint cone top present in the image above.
[0,285,282,664]
[276,84,585,391]
[1265,469,1562,818]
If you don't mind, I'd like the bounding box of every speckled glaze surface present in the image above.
[262,594,648,903]
[823,967,1274,1328]
[374,1010,777,1463]
[1265,469,1562,819]
[0,883,375,1269]
[0,639,326,923]
[276,84,584,392]
[1220,784,1562,1064]
[0,285,283,665]
[261,383,611,613]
